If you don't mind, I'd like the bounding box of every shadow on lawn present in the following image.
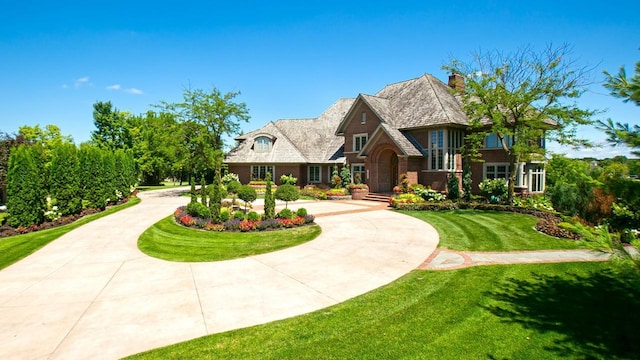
[485,267,640,359]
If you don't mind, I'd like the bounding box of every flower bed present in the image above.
[174,206,315,232]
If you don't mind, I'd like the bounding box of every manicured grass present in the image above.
[138,217,321,262]
[137,182,186,192]
[0,197,141,270]
[401,209,582,251]
[126,261,640,359]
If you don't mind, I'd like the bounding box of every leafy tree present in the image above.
[545,154,596,218]
[444,44,597,203]
[156,87,250,175]
[263,172,276,220]
[226,179,241,206]
[91,101,133,150]
[237,185,257,214]
[130,111,181,185]
[18,124,73,151]
[275,184,299,208]
[0,132,27,204]
[49,142,82,215]
[597,58,640,156]
[6,145,46,226]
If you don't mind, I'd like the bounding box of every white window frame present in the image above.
[308,165,321,183]
[353,133,368,152]
[352,163,366,183]
[251,165,275,181]
[527,164,545,193]
[254,137,271,152]
[483,163,510,180]
[361,112,367,124]
[428,129,462,171]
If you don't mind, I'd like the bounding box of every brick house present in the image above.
[225,74,547,194]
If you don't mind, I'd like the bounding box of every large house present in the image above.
[225,73,546,194]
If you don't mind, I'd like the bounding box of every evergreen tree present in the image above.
[6,145,46,227]
[200,175,207,206]
[102,150,116,204]
[263,172,275,219]
[50,143,82,215]
[189,176,197,203]
[447,172,460,201]
[79,145,107,209]
[210,167,223,222]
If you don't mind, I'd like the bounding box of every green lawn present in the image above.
[127,261,640,359]
[137,182,187,192]
[138,217,321,262]
[0,197,141,270]
[401,209,582,251]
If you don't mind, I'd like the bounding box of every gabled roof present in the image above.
[358,123,425,158]
[225,98,355,164]
[336,74,470,135]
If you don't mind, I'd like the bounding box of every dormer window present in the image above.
[255,136,271,152]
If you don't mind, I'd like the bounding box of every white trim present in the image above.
[483,162,510,180]
[251,165,275,181]
[353,133,368,152]
[351,163,366,183]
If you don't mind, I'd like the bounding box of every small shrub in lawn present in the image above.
[219,208,231,222]
[296,208,308,217]
[478,178,507,203]
[304,214,315,224]
[195,218,208,228]
[247,211,259,221]
[414,187,445,201]
[233,211,245,220]
[278,208,294,219]
[187,202,212,219]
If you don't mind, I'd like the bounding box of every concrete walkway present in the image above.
[419,248,612,270]
[0,188,439,359]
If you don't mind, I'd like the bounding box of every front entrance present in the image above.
[376,149,398,192]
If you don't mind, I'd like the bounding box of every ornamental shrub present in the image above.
[189,176,197,204]
[275,184,299,208]
[219,208,231,222]
[277,208,294,219]
[79,145,107,209]
[237,185,257,213]
[447,172,460,201]
[280,173,297,185]
[187,201,212,219]
[414,187,445,201]
[331,167,342,189]
[340,166,351,188]
[221,172,240,186]
[6,145,47,227]
[296,208,308,217]
[233,211,245,220]
[478,178,508,203]
[200,175,207,206]
[263,172,276,220]
[462,160,472,201]
[247,211,260,221]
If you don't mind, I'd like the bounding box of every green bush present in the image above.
[277,208,294,219]
[237,185,257,213]
[219,208,231,222]
[275,184,299,208]
[414,187,445,201]
[233,211,245,220]
[187,201,212,219]
[280,173,297,185]
[478,178,507,203]
[447,172,460,201]
[0,212,8,226]
[221,172,240,186]
[296,208,308,217]
[49,142,82,216]
[300,188,327,200]
[226,180,241,196]
[247,211,260,221]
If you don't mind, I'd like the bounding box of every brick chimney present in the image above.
[448,73,465,92]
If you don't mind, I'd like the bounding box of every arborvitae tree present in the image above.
[200,175,208,206]
[102,150,116,204]
[114,149,135,198]
[447,172,460,201]
[340,166,352,188]
[462,159,472,201]
[50,143,82,215]
[189,176,197,203]
[6,145,46,227]
[210,167,223,222]
[79,145,107,209]
[263,172,275,219]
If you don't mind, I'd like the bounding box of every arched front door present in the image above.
[377,149,398,192]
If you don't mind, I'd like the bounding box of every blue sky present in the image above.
[1,1,639,158]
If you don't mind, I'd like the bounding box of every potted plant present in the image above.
[347,183,369,200]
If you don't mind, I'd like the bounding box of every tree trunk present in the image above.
[507,154,519,205]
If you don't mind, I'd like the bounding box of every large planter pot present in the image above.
[349,188,369,200]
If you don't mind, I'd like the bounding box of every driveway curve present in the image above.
[0,188,439,359]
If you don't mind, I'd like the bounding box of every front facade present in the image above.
[225,74,547,194]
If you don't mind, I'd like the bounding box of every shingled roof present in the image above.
[225,98,355,164]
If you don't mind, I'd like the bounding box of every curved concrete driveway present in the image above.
[0,188,439,359]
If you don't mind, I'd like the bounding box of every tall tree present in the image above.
[156,87,250,175]
[49,142,82,216]
[597,57,640,156]
[0,132,27,203]
[6,145,46,227]
[444,44,597,203]
[91,101,133,150]
[130,111,181,185]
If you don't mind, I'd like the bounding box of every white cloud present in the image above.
[74,76,91,88]
[123,87,143,95]
[106,84,121,90]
